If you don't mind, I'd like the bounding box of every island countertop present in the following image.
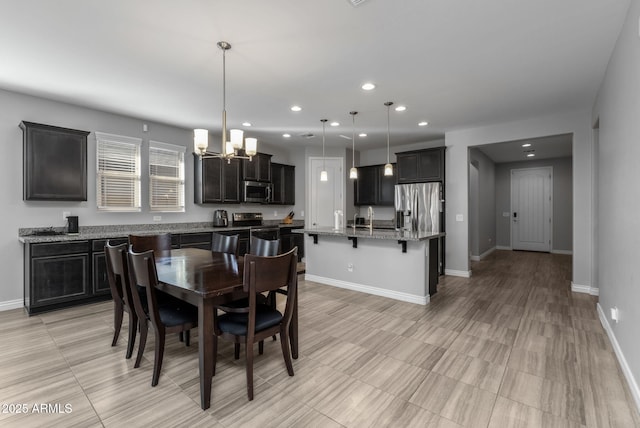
[296,226,444,242]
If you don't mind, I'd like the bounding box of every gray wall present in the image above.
[494,157,573,252]
[469,148,496,257]
[0,88,304,305]
[592,0,640,397]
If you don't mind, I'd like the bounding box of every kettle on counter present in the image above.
[213,210,228,227]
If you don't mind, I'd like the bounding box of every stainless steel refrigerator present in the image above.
[394,182,442,233]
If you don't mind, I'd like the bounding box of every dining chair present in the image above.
[249,236,279,257]
[105,242,138,359]
[211,232,239,255]
[129,233,172,259]
[128,248,198,387]
[213,247,298,400]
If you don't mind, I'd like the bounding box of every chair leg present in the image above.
[112,302,124,346]
[279,326,294,377]
[184,330,190,347]
[234,342,240,360]
[259,340,264,355]
[246,340,254,401]
[152,331,165,387]
[134,318,148,368]
[125,313,138,359]
[269,293,277,341]
[212,335,218,377]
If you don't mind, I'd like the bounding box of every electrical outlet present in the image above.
[153,215,162,222]
[62,211,71,221]
[301,210,304,217]
[456,214,464,222]
[611,306,619,323]
[273,210,278,217]
[347,263,354,272]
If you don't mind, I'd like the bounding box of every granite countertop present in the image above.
[18,220,305,244]
[296,226,444,242]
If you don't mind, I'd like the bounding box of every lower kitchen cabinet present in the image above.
[92,237,127,295]
[280,226,304,261]
[179,232,213,250]
[25,241,97,314]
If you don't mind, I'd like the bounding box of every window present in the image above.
[96,132,141,211]
[149,141,185,212]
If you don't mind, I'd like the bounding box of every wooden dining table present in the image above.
[154,248,298,410]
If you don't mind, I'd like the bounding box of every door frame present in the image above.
[510,166,553,252]
[307,156,344,228]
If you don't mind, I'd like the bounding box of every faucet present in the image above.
[367,206,374,232]
[353,212,358,231]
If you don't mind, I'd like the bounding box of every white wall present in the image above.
[494,157,573,252]
[592,0,640,403]
[1,89,305,305]
[445,109,592,280]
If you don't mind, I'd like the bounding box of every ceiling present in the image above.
[0,0,629,154]
[474,134,573,164]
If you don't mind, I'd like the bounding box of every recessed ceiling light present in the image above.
[527,153,535,157]
[395,106,407,112]
[522,143,531,147]
[282,133,291,138]
[242,122,252,127]
[290,105,302,112]
[359,133,367,137]
[361,82,375,91]
[330,122,340,127]
[418,121,429,127]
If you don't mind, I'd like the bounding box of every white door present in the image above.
[511,167,552,252]
[309,157,343,228]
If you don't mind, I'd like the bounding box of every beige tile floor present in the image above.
[0,250,638,427]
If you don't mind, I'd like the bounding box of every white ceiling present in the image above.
[473,134,573,164]
[0,0,629,155]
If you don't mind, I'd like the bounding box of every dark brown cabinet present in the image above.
[194,154,242,204]
[179,232,213,250]
[242,153,272,182]
[271,163,295,205]
[25,241,92,314]
[280,226,304,261]
[21,121,89,201]
[91,237,127,295]
[396,147,445,183]
[354,164,396,206]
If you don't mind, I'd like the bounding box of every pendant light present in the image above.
[193,41,257,161]
[320,119,328,181]
[384,101,394,176]
[349,111,358,179]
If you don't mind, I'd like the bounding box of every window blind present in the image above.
[149,141,185,212]
[96,132,141,211]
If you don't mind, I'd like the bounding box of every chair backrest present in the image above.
[244,247,298,326]
[212,232,239,255]
[129,233,172,259]
[104,242,128,304]
[250,236,280,256]
[128,248,162,329]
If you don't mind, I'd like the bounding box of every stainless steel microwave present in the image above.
[243,180,272,203]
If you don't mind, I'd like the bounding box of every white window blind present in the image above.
[149,141,185,212]
[96,132,141,211]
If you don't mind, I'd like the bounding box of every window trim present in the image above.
[95,132,142,212]
[149,140,186,213]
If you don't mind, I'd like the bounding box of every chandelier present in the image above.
[193,41,257,162]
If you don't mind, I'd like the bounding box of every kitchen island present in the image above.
[297,226,444,305]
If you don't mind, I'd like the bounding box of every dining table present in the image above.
[155,248,299,410]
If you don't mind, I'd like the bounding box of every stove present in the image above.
[232,212,263,227]
[233,212,280,242]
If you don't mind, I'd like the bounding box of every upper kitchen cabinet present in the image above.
[354,164,396,206]
[396,147,445,183]
[271,162,295,205]
[21,121,89,201]
[242,153,272,182]
[193,154,242,204]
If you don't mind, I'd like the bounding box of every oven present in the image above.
[249,226,280,242]
[232,212,280,253]
[243,180,272,203]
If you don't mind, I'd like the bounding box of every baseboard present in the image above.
[571,282,599,296]
[551,249,573,255]
[597,303,640,415]
[495,245,511,250]
[444,269,471,278]
[0,299,23,312]
[304,274,429,305]
[470,246,496,261]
